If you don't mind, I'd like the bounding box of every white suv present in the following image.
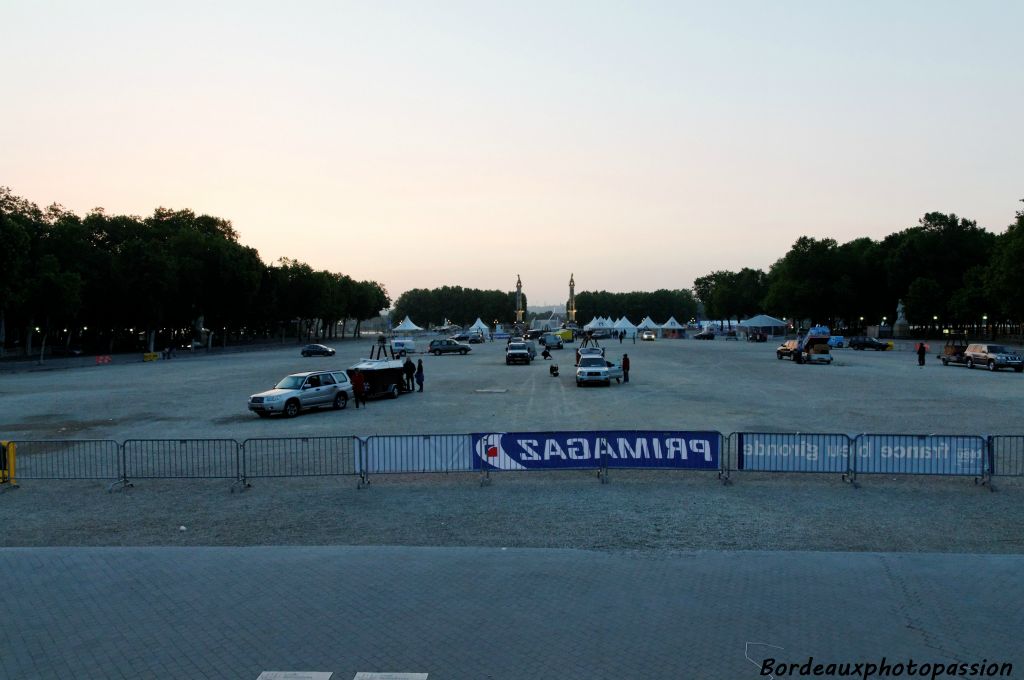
[248,371,355,418]
[576,356,623,386]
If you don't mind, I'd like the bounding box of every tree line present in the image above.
[0,187,389,358]
[574,290,698,325]
[390,286,525,329]
[694,207,1024,334]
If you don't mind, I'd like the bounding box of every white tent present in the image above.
[739,314,788,337]
[392,316,424,332]
[612,316,637,338]
[585,316,614,331]
[660,316,687,338]
[636,316,660,329]
[468,318,489,334]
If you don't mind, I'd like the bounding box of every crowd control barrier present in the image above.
[11,440,120,480]
[241,437,357,482]
[987,436,1024,477]
[847,434,987,483]
[733,432,851,475]
[362,434,474,478]
[122,439,240,484]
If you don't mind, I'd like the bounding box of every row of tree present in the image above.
[390,286,524,329]
[694,208,1024,332]
[0,187,389,358]
[573,290,698,325]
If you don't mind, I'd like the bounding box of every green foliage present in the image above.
[391,286,520,328]
[0,187,390,354]
[575,289,697,324]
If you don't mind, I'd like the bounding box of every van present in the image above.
[391,338,417,356]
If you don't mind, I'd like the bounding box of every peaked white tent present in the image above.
[739,314,788,338]
[468,318,489,334]
[613,316,637,338]
[584,316,614,331]
[660,316,686,339]
[636,316,660,329]
[393,316,424,332]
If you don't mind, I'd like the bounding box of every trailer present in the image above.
[347,358,409,399]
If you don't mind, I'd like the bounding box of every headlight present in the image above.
[265,395,281,402]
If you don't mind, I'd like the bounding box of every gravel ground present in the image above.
[3,337,1023,553]
[3,472,1021,553]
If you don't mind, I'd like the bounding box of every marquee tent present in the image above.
[739,314,788,337]
[660,316,686,339]
[469,318,490,334]
[636,316,661,337]
[613,316,637,338]
[393,316,424,332]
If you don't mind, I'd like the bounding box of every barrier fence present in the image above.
[242,437,357,480]
[988,436,1024,477]
[5,430,1023,489]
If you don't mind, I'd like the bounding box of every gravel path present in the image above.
[4,472,1021,553]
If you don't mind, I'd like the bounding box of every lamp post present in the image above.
[933,315,938,339]
[982,314,988,340]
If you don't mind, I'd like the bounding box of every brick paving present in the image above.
[1,547,1021,679]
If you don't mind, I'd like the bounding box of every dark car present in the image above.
[539,334,563,349]
[524,329,546,340]
[466,333,485,343]
[776,340,800,360]
[301,344,336,357]
[694,330,715,340]
[429,339,472,355]
[848,336,888,351]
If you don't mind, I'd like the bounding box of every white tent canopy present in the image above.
[740,314,787,328]
[636,316,660,330]
[468,318,489,333]
[393,316,424,332]
[613,316,636,329]
[584,316,615,330]
[660,316,685,329]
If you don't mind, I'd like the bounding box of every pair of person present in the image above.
[403,357,426,391]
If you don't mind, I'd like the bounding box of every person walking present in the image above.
[618,330,623,344]
[916,342,927,367]
[351,369,366,408]
[622,353,630,382]
[415,359,425,392]
[403,357,416,391]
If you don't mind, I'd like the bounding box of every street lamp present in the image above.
[982,314,988,340]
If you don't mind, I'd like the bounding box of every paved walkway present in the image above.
[2,547,1020,679]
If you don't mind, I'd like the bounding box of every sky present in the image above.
[2,1,1022,305]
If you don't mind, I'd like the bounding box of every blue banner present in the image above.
[472,431,720,470]
[737,433,849,473]
[852,435,985,476]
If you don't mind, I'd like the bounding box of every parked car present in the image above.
[694,330,715,340]
[641,330,656,341]
[466,333,485,344]
[827,336,845,348]
[746,332,768,343]
[776,340,800,360]
[589,329,612,339]
[539,334,564,349]
[506,342,532,365]
[577,346,605,362]
[797,327,834,364]
[248,370,354,418]
[848,336,889,351]
[524,329,545,340]
[937,335,969,366]
[576,355,623,386]
[300,344,336,357]
[429,339,471,355]
[961,344,1024,372]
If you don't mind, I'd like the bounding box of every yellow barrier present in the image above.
[143,352,160,362]
[0,440,16,488]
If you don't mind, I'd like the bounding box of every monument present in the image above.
[566,273,577,323]
[893,299,910,339]
[515,274,524,323]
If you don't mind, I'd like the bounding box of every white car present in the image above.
[576,356,623,386]
[641,330,656,341]
[391,338,416,356]
[248,370,355,418]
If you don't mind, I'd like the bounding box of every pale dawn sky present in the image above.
[2,1,1021,305]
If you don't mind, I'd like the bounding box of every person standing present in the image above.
[351,369,366,408]
[415,359,425,392]
[622,353,630,383]
[916,342,927,367]
[403,357,416,391]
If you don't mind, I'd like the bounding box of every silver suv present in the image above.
[248,371,355,418]
[963,344,1024,372]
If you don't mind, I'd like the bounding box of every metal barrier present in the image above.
[122,439,240,481]
[849,434,987,480]
[241,437,357,480]
[363,434,473,475]
[10,440,121,480]
[988,436,1024,477]
[732,432,852,474]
